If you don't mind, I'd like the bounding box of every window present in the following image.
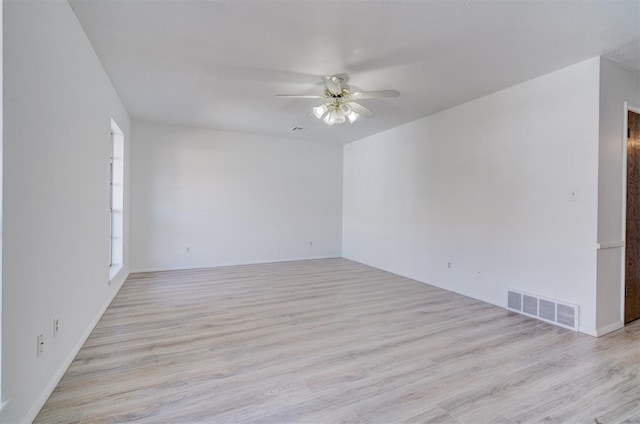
[109,119,124,277]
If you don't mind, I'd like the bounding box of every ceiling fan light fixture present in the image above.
[324,108,346,125]
[312,102,359,125]
[277,74,398,126]
[323,113,334,125]
[339,103,358,123]
[313,104,328,119]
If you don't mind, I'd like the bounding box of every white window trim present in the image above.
[109,119,124,282]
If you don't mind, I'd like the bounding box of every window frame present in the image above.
[109,119,124,281]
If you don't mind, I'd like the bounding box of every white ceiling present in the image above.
[70,0,640,144]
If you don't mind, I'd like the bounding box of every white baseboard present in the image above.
[22,270,129,424]
[129,255,341,274]
[579,322,625,337]
[595,321,624,337]
[345,255,604,337]
[343,255,506,310]
[578,326,598,337]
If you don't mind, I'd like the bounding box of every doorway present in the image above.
[625,109,640,323]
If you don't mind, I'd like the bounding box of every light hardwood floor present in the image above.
[36,258,640,424]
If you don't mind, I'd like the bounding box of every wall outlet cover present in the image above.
[37,334,44,357]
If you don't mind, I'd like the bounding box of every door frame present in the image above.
[621,101,640,324]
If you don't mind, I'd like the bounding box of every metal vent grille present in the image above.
[557,304,576,328]
[508,291,522,311]
[523,295,538,316]
[539,299,556,321]
[506,288,578,331]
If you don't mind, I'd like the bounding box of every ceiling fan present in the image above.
[276,75,400,125]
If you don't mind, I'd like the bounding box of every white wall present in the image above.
[343,58,601,334]
[2,2,130,422]
[0,0,4,411]
[131,121,342,271]
[596,58,640,333]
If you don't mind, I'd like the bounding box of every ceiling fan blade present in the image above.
[352,90,400,99]
[323,75,343,95]
[349,101,375,117]
[275,94,323,98]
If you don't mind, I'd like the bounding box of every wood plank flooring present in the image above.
[36,258,640,423]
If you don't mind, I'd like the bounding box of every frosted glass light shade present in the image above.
[313,104,328,119]
[314,102,358,125]
[326,109,346,124]
[340,104,352,114]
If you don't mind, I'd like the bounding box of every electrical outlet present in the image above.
[186,246,190,254]
[309,240,313,247]
[37,334,44,357]
[53,318,60,338]
[476,269,483,278]
[447,261,454,271]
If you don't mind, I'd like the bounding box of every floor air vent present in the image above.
[507,289,579,331]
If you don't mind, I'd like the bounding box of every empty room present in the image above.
[2,0,640,423]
